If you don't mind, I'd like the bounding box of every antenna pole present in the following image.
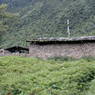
[67,19,70,37]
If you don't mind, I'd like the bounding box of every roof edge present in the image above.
[26,36,95,42]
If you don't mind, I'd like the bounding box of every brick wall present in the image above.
[29,42,95,59]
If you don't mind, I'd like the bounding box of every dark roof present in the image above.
[5,46,29,51]
[27,36,95,43]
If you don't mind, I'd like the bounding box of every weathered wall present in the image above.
[0,50,28,57]
[0,49,10,56]
[29,42,95,59]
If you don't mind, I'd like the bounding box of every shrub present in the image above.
[0,56,95,95]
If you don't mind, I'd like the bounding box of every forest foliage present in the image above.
[0,4,18,48]
[0,0,95,48]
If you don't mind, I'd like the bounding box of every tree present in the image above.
[0,4,8,34]
[0,4,18,46]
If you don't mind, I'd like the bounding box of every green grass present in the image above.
[0,56,95,95]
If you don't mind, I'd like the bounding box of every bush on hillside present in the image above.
[0,56,95,95]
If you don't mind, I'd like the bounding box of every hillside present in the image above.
[0,56,95,95]
[0,0,95,48]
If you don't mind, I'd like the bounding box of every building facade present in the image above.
[27,36,95,59]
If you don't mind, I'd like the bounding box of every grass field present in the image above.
[0,56,95,95]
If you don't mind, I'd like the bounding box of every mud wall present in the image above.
[29,42,95,59]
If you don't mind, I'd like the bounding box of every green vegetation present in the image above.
[0,4,10,40]
[0,4,18,48]
[0,0,95,48]
[0,1,95,95]
[0,56,95,95]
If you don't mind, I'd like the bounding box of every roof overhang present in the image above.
[26,36,95,44]
[5,46,29,51]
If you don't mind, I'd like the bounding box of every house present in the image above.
[0,46,29,56]
[27,36,95,59]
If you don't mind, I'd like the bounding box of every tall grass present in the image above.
[0,56,95,95]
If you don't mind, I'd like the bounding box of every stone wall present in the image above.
[0,49,28,57]
[29,42,95,59]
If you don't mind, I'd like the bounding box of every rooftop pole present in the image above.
[67,19,70,38]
